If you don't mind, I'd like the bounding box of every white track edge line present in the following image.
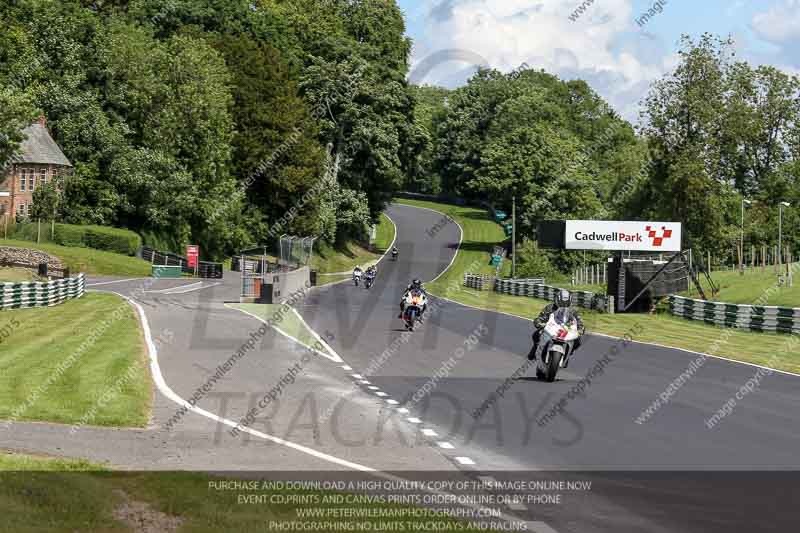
[112,292,374,472]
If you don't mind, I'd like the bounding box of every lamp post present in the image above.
[779,202,791,273]
[740,199,751,274]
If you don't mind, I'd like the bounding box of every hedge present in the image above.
[9,222,142,256]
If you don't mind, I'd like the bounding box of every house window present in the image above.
[40,169,47,186]
[29,170,35,192]
[20,169,26,192]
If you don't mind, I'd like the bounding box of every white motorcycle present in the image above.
[402,290,427,331]
[533,308,582,382]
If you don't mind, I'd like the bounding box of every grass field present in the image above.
[395,198,800,374]
[0,452,501,532]
[0,239,151,277]
[0,267,43,283]
[0,292,151,427]
[683,265,800,308]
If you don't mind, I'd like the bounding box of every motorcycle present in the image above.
[532,308,582,382]
[353,272,362,287]
[402,290,427,331]
[391,249,398,261]
[364,272,375,289]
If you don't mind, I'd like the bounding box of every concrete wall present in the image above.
[263,266,311,304]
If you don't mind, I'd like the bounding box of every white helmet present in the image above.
[555,289,572,307]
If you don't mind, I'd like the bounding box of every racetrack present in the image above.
[3,203,798,531]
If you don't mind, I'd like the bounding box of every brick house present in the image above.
[0,116,72,222]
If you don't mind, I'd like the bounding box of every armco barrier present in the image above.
[463,274,608,312]
[494,279,608,312]
[668,295,800,334]
[0,274,85,310]
[141,247,223,279]
[464,274,493,291]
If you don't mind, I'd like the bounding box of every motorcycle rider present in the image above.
[399,279,427,321]
[529,289,585,360]
[391,246,399,259]
[365,265,377,285]
[353,266,363,284]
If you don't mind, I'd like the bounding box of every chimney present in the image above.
[38,115,46,128]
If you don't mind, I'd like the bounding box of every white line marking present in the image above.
[341,365,352,371]
[115,292,374,472]
[292,308,343,363]
[375,392,388,397]
[437,441,455,449]
[143,281,204,294]
[368,386,379,390]
[86,278,146,287]
[397,408,410,414]
[455,457,475,466]
[351,374,364,380]
[421,428,438,437]
[359,380,371,385]
[386,399,399,405]
[166,281,222,294]
[407,417,422,424]
[225,305,343,363]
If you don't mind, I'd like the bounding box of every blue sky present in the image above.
[396,0,800,122]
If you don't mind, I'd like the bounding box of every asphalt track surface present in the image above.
[2,203,798,531]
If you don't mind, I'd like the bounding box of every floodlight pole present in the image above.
[511,195,516,278]
[740,199,750,275]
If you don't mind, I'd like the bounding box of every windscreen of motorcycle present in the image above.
[553,307,575,326]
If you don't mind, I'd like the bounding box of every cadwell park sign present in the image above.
[565,220,683,252]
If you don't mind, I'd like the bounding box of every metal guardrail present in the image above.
[668,295,800,334]
[464,274,609,312]
[464,274,493,291]
[0,273,85,310]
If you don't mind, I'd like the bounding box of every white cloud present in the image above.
[752,0,800,45]
[408,0,676,122]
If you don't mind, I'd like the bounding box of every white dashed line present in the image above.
[421,429,438,437]
[437,442,455,449]
[376,392,388,397]
[368,386,379,390]
[407,417,422,424]
[397,408,410,414]
[342,365,352,371]
[386,399,399,405]
[351,374,364,380]
[455,457,475,466]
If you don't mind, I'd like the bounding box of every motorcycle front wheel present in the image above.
[543,350,560,382]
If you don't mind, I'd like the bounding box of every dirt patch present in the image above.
[112,489,183,533]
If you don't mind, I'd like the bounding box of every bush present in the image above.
[7,222,142,256]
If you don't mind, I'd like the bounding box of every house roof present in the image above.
[13,123,72,167]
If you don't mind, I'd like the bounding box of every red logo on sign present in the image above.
[645,226,673,247]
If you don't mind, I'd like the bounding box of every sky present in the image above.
[397,0,800,122]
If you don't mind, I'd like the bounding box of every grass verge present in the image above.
[0,239,151,277]
[313,213,396,275]
[395,199,800,374]
[0,292,151,426]
[682,265,800,308]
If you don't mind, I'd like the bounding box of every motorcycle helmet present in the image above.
[555,289,572,308]
[411,279,422,290]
